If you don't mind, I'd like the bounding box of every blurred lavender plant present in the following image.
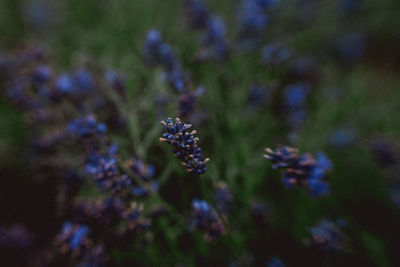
[55,222,91,257]
[143,29,186,93]
[329,128,357,148]
[183,0,229,61]
[283,82,311,129]
[183,0,210,29]
[68,114,107,139]
[308,219,347,253]
[264,146,332,197]
[237,0,279,46]
[213,182,233,215]
[75,196,125,225]
[189,199,225,240]
[261,42,292,66]
[144,30,204,119]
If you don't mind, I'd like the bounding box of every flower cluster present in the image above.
[261,42,293,66]
[264,146,332,197]
[329,127,357,148]
[189,199,225,240]
[55,222,91,257]
[183,0,229,61]
[75,196,125,225]
[183,0,210,29]
[283,82,311,129]
[122,202,152,232]
[68,114,107,138]
[160,118,209,175]
[126,158,155,181]
[143,29,186,93]
[85,148,119,190]
[143,30,204,119]
[237,0,279,44]
[213,182,233,215]
[309,219,347,253]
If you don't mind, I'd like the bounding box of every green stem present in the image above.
[119,162,186,227]
[103,87,144,158]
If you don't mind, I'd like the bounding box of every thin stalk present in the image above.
[118,162,186,227]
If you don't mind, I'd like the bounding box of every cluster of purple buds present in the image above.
[183,0,210,29]
[122,202,151,232]
[199,16,229,61]
[85,149,119,190]
[238,0,279,42]
[261,42,292,66]
[2,47,103,115]
[68,114,107,138]
[131,181,159,198]
[126,158,155,181]
[329,127,357,149]
[264,146,332,197]
[282,82,310,128]
[309,219,346,253]
[55,222,91,257]
[143,30,204,117]
[183,1,229,61]
[75,196,125,225]
[125,158,159,197]
[55,73,72,94]
[3,55,52,109]
[143,29,186,93]
[73,69,94,93]
[213,182,233,215]
[189,199,225,240]
[160,118,209,175]
[110,175,132,194]
[0,224,35,249]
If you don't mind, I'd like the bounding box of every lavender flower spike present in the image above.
[264,146,332,197]
[160,118,209,175]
